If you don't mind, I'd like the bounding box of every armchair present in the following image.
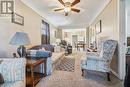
[81,40,117,81]
[0,58,26,87]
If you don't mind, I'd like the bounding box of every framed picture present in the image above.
[95,20,102,34]
[12,13,24,26]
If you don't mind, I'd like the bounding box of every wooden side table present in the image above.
[26,58,47,87]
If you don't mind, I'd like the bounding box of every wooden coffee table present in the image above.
[26,58,47,87]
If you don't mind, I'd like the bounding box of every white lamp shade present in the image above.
[9,32,30,46]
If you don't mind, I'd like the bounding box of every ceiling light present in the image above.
[64,7,71,13]
[64,0,74,3]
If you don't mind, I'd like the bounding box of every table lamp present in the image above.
[9,32,30,57]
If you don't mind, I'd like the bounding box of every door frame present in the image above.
[118,0,126,80]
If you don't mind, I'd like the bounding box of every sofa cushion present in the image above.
[0,59,26,82]
[36,51,52,58]
[0,73,4,84]
[52,52,64,63]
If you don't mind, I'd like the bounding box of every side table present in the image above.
[26,58,47,87]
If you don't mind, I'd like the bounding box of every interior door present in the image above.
[72,35,78,48]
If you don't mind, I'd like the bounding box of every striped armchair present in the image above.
[0,58,26,87]
[81,40,117,81]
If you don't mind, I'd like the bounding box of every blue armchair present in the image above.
[81,40,117,81]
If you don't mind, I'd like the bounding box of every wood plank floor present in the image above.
[36,51,123,87]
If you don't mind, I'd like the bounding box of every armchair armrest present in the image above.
[86,56,110,72]
[87,56,107,62]
[86,52,100,56]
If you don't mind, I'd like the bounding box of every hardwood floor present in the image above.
[36,51,123,87]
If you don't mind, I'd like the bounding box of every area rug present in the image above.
[56,57,75,72]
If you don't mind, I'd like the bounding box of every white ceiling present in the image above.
[21,0,110,29]
[63,28,85,32]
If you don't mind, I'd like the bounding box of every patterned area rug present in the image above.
[36,52,123,87]
[56,57,75,72]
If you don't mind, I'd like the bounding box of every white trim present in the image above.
[118,0,126,80]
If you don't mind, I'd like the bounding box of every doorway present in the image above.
[72,35,78,48]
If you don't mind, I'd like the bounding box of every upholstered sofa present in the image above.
[27,44,64,75]
[0,58,26,87]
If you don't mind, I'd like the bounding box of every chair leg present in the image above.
[106,72,111,81]
[82,69,84,76]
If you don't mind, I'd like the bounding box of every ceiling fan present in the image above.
[54,0,80,16]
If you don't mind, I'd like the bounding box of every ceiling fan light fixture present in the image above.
[55,0,80,16]
[64,0,73,3]
[64,7,71,13]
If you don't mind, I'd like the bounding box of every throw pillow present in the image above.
[42,47,46,51]
[39,47,46,51]
[0,73,4,84]
[27,50,37,57]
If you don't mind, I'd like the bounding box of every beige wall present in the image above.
[0,0,57,57]
[89,0,119,74]
[89,0,118,41]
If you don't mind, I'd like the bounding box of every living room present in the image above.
[0,0,129,87]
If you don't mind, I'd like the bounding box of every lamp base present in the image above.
[17,45,26,58]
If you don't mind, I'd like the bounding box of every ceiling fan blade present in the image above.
[54,8,64,11]
[65,12,68,16]
[71,8,80,13]
[71,0,80,7]
[58,0,65,6]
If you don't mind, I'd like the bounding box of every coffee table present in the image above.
[26,58,47,87]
